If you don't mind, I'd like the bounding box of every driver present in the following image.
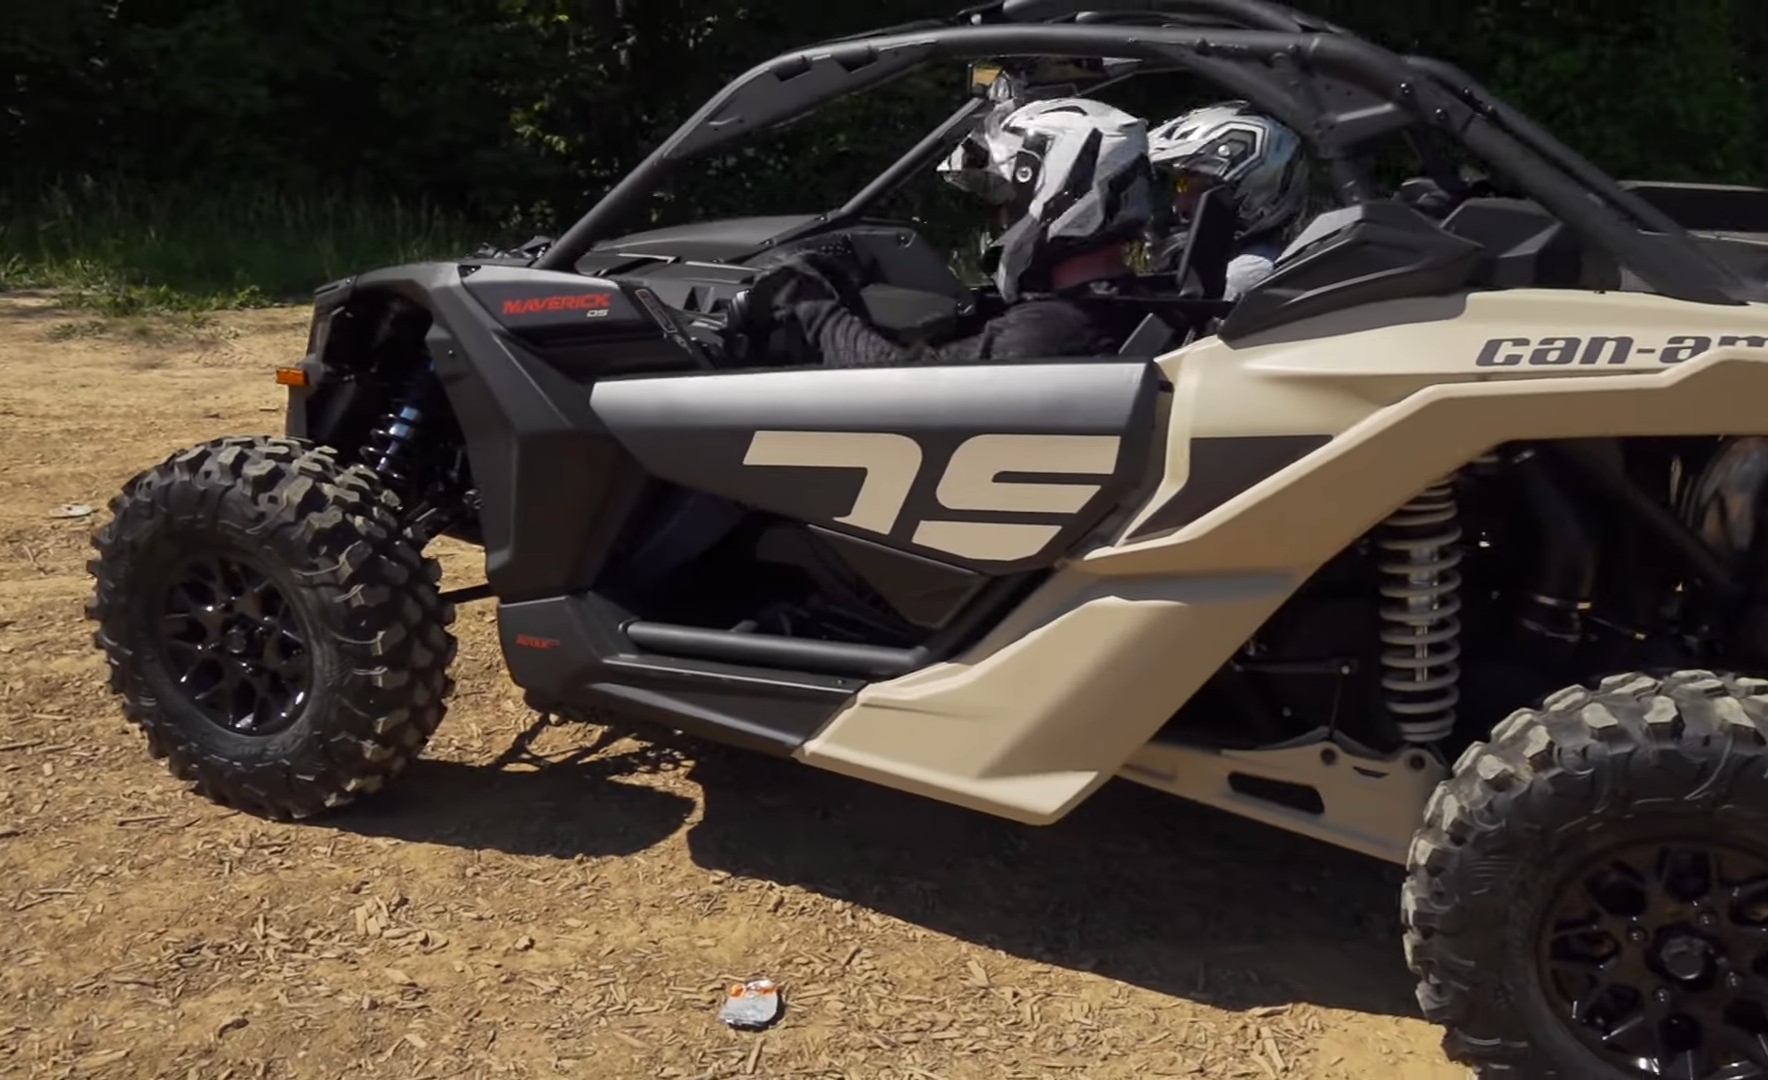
[735,95,1158,367]
[610,97,1159,608]
[1144,101,1311,300]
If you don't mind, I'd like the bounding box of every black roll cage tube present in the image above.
[810,0,1349,222]
[532,1,1754,306]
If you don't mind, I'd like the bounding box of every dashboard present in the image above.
[573,216,979,345]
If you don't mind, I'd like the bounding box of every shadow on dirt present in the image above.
[331,716,1421,1019]
[681,747,1420,1019]
[324,722,696,860]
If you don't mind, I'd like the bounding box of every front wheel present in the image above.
[1402,670,1768,1079]
[86,436,457,819]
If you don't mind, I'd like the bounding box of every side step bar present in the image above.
[616,573,1038,681]
[498,577,1045,758]
[622,620,922,679]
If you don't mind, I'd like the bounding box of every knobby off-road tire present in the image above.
[86,436,457,819]
[1402,670,1768,1078]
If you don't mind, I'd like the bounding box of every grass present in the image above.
[0,178,493,316]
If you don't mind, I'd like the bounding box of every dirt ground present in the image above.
[0,294,1468,1079]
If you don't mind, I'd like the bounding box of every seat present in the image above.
[857,282,964,343]
[1118,312,1184,357]
[1170,185,1239,301]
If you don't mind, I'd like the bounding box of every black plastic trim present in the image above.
[498,561,1049,761]
[589,215,823,263]
[500,593,861,756]
[573,221,972,337]
[1117,313,1184,357]
[515,563,1049,761]
[1621,181,1768,236]
[1440,198,1594,290]
[810,525,988,630]
[1126,434,1332,540]
[581,683,836,756]
[1219,201,1487,342]
[283,277,360,440]
[1169,182,1238,299]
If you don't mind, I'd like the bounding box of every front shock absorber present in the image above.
[1377,476,1464,745]
[365,362,442,500]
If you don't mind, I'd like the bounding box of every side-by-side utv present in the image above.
[85,2,1768,1075]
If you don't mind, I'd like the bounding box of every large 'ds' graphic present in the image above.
[742,430,1123,563]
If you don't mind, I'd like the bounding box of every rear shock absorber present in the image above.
[365,362,442,500]
[1376,476,1464,745]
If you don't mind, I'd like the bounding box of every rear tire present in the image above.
[1402,670,1768,1078]
[86,436,457,819]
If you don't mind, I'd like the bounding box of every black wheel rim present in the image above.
[1539,840,1768,1078]
[158,552,311,737]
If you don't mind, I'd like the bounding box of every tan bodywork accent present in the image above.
[1119,736,1447,865]
[796,287,1768,826]
[913,433,1123,561]
[744,430,922,534]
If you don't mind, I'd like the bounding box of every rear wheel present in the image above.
[87,436,457,818]
[1402,670,1768,1078]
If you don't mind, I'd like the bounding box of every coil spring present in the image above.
[366,375,433,494]
[1377,477,1464,745]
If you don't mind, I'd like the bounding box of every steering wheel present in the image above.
[715,247,877,368]
[714,289,773,368]
[702,289,819,370]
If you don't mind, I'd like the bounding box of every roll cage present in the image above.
[531,0,1763,308]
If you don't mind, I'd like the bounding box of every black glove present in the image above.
[1399,176,1457,219]
[749,249,869,316]
[1398,170,1496,220]
[724,250,871,366]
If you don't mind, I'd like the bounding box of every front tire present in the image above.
[86,436,457,819]
[1402,670,1768,1078]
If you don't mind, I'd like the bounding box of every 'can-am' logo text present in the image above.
[1475,333,1768,367]
[501,292,614,317]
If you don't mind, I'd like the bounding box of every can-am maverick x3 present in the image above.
[85,1,1768,1075]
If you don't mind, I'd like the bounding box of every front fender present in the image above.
[282,276,359,442]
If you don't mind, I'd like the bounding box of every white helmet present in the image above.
[1149,101,1309,241]
[938,97,1154,302]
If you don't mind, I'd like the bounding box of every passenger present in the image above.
[1144,101,1311,300]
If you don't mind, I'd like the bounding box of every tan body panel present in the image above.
[797,289,1768,824]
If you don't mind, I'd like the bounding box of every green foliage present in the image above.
[1,0,1763,312]
[1307,0,1762,183]
[0,179,481,313]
